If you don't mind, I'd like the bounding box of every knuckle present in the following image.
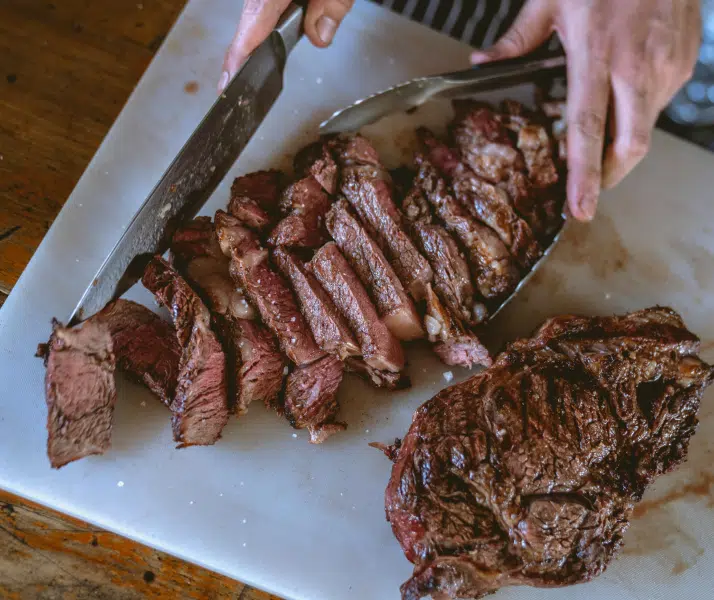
[627,129,651,159]
[499,27,528,55]
[573,109,606,142]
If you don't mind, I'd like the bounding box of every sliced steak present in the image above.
[215,211,324,367]
[310,242,405,373]
[228,170,283,231]
[96,299,180,406]
[284,354,346,444]
[344,358,411,390]
[336,135,433,301]
[451,101,524,183]
[272,246,360,360]
[38,319,116,469]
[142,257,229,447]
[268,176,331,248]
[423,284,491,369]
[326,200,423,341]
[294,139,339,195]
[385,307,714,600]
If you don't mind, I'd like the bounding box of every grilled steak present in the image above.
[273,246,360,360]
[228,170,284,231]
[326,199,423,341]
[96,299,180,406]
[215,211,324,367]
[385,308,714,600]
[422,284,491,369]
[38,319,116,469]
[284,354,346,444]
[310,242,405,373]
[344,358,411,390]
[268,176,332,248]
[294,139,339,195]
[336,135,433,301]
[142,257,229,447]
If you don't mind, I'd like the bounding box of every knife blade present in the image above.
[67,4,304,326]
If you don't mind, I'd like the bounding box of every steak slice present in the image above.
[336,135,433,301]
[215,211,324,367]
[326,199,423,341]
[344,358,411,390]
[38,319,116,469]
[142,257,229,447]
[95,299,180,406]
[412,149,520,301]
[228,170,283,231]
[422,284,491,369]
[284,354,346,443]
[310,242,405,373]
[385,307,714,600]
[273,246,360,360]
[268,176,331,248]
[294,139,339,195]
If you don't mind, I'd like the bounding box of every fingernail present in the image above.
[470,50,490,64]
[217,71,229,94]
[577,194,597,221]
[316,15,338,45]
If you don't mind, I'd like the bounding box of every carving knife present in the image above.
[67,4,304,326]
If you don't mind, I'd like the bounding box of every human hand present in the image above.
[471,0,701,221]
[219,0,355,93]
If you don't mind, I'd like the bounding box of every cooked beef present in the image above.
[215,211,324,367]
[142,257,229,447]
[451,174,542,270]
[411,149,520,301]
[540,100,568,163]
[268,176,331,248]
[344,357,410,390]
[95,300,180,406]
[451,101,524,183]
[294,139,339,195]
[385,307,714,600]
[326,199,423,341]
[336,135,433,301]
[422,284,491,369]
[310,242,405,373]
[38,319,116,469]
[273,246,360,360]
[284,354,346,443]
[228,170,284,231]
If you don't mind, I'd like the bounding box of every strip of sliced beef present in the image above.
[385,307,714,600]
[142,257,229,447]
[422,284,491,369]
[326,199,423,341]
[411,148,520,301]
[172,217,284,413]
[95,299,180,406]
[294,139,338,195]
[37,319,116,469]
[215,210,324,367]
[344,358,410,390]
[335,135,433,301]
[451,101,524,183]
[284,354,346,444]
[268,176,331,248]
[310,242,405,373]
[273,246,360,360]
[228,170,283,231]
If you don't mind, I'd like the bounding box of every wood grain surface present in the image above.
[0,1,282,598]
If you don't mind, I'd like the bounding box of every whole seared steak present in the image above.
[385,308,714,600]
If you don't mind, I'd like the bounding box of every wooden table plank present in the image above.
[0,2,284,597]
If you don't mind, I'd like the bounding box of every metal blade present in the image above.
[67,30,291,326]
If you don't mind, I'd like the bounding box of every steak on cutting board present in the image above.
[384,307,714,600]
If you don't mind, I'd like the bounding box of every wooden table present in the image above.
[0,2,280,598]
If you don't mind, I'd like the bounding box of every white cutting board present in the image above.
[1,1,713,599]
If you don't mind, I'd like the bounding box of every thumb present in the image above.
[304,0,355,47]
[471,0,553,64]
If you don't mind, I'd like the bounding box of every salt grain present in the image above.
[189,501,194,505]
[240,481,244,486]
[340,492,343,496]
[365,429,370,434]
[316,77,323,84]
[242,518,247,524]
[605,293,612,300]
[283,366,289,375]
[243,543,247,547]
[292,433,298,438]
[117,481,124,487]
[443,371,454,382]
[219,493,223,497]
[290,317,296,322]
[140,401,146,407]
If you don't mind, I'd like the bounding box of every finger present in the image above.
[470,0,553,64]
[304,0,355,48]
[601,75,655,190]
[220,0,292,93]
[565,46,611,221]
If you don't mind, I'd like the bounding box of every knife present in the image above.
[319,49,566,135]
[67,4,304,326]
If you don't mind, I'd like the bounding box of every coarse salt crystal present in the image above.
[117,481,124,487]
[365,429,370,434]
[242,518,247,524]
[443,371,454,382]
[290,317,296,322]
[240,481,244,486]
[243,542,247,547]
[219,493,223,497]
[291,337,296,343]
[292,433,298,438]
[605,293,612,300]
[140,401,146,407]
[283,366,289,375]
[340,492,343,496]
[189,500,194,505]
[316,77,323,84]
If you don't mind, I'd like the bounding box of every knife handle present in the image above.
[273,3,304,65]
